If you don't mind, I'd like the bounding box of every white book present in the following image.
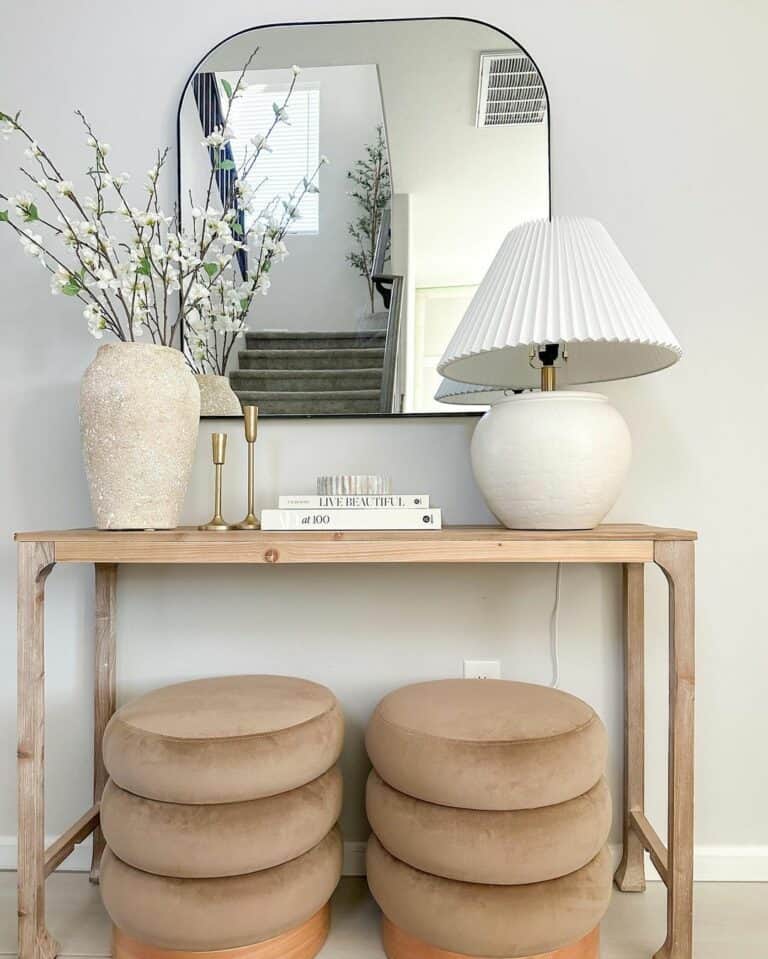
[261,508,442,531]
[278,494,430,509]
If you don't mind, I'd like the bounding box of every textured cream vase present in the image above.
[80,343,200,529]
[470,392,632,530]
[194,374,242,416]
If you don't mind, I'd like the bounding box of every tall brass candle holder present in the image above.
[199,432,232,531]
[234,405,260,530]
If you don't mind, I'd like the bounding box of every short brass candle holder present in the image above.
[234,405,260,530]
[199,432,232,531]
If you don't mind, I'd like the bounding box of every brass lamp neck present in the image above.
[541,366,557,391]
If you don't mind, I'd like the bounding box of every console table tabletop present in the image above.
[15,523,696,959]
[15,523,696,564]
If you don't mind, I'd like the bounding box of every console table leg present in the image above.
[615,562,647,893]
[17,541,58,959]
[89,563,117,883]
[653,540,695,959]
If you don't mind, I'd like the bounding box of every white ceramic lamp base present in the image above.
[470,392,631,530]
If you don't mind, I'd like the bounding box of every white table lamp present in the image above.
[437,217,681,529]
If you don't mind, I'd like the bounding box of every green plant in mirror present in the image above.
[346,124,391,314]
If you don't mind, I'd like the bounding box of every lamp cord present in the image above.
[549,563,562,688]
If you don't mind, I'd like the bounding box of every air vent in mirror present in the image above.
[476,52,546,127]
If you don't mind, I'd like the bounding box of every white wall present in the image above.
[1,0,767,882]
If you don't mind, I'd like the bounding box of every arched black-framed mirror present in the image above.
[177,17,551,418]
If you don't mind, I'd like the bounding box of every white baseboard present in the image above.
[0,835,94,871]
[1,837,766,882]
[685,845,768,882]
[610,843,768,882]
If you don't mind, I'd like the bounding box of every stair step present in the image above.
[238,348,385,371]
[232,389,381,415]
[245,331,386,351]
[230,369,382,392]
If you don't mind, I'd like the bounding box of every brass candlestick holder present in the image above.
[199,432,232,531]
[234,405,260,530]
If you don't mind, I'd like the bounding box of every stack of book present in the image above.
[261,493,442,530]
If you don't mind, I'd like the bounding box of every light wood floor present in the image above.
[0,874,764,959]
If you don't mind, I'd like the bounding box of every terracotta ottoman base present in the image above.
[113,905,330,959]
[381,918,599,959]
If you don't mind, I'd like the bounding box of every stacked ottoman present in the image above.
[365,680,613,959]
[99,675,344,959]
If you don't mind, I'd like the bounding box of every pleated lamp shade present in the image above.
[434,378,510,405]
[438,217,682,388]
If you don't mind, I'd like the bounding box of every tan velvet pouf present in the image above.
[365,679,613,959]
[100,675,344,959]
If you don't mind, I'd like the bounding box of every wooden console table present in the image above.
[15,525,696,959]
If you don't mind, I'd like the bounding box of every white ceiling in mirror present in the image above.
[178,18,549,417]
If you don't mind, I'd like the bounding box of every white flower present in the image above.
[95,266,119,292]
[255,273,271,295]
[36,178,49,191]
[320,155,330,165]
[24,141,42,159]
[166,267,181,293]
[86,135,111,156]
[187,281,211,304]
[249,133,272,153]
[135,210,169,228]
[56,180,75,197]
[201,125,234,149]
[10,191,33,215]
[273,240,289,262]
[83,304,107,338]
[50,266,71,295]
[147,166,160,182]
[1,120,15,140]
[272,104,289,124]
[291,65,301,76]
[19,229,45,263]
[83,196,98,211]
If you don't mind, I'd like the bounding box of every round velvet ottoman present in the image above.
[100,675,344,959]
[365,679,612,959]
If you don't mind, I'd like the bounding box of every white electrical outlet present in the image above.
[463,659,501,680]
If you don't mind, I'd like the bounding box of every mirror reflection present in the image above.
[178,18,550,417]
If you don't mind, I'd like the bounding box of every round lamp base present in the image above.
[470,391,632,530]
[112,905,330,959]
[381,918,599,959]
